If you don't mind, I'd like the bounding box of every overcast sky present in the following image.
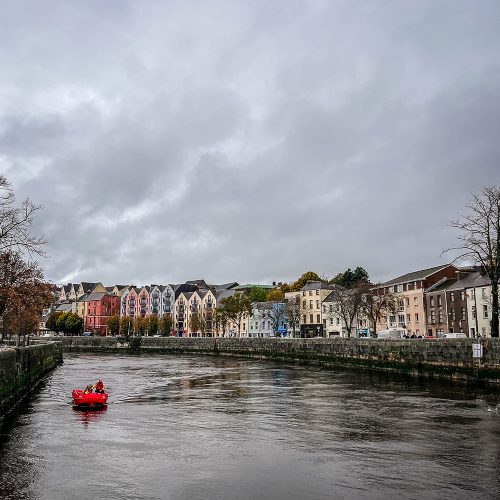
[1,1,499,286]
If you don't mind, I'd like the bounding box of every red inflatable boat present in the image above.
[72,389,108,407]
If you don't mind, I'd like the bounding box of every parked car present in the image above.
[82,331,93,337]
[377,329,405,339]
[441,332,467,339]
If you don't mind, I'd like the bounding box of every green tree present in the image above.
[56,312,71,333]
[46,312,61,332]
[159,313,173,336]
[107,315,120,335]
[219,292,252,337]
[214,307,228,337]
[189,312,201,336]
[249,287,268,302]
[148,315,158,336]
[331,267,369,288]
[266,288,285,301]
[119,316,133,336]
[65,313,83,334]
[134,316,148,336]
[290,272,322,292]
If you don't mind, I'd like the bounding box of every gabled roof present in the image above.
[105,286,114,292]
[323,287,346,302]
[233,284,275,290]
[55,303,73,312]
[84,292,106,301]
[379,264,453,287]
[185,279,209,288]
[80,282,100,293]
[300,280,335,291]
[425,278,456,293]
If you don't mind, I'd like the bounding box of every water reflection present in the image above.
[1,354,500,500]
[72,405,108,428]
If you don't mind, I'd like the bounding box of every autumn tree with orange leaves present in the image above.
[0,176,50,340]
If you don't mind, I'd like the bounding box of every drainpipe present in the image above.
[473,286,479,338]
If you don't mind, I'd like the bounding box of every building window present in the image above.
[407,314,411,323]
[430,311,435,323]
[330,318,333,325]
[450,292,455,302]
[450,309,455,321]
[309,300,313,308]
[414,297,418,306]
[397,285,403,293]
[398,314,405,325]
[309,314,314,323]
[482,288,487,299]
[483,305,489,319]
[437,296,442,306]
[316,300,319,308]
[316,290,319,295]
[302,291,305,297]
[430,297,435,307]
[406,298,410,306]
[482,327,486,336]
[303,301,306,308]
[438,309,443,323]
[461,307,466,320]
[415,313,419,323]
[309,290,312,296]
[302,315,306,323]
[316,314,320,323]
[460,291,465,301]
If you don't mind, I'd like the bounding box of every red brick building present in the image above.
[84,292,121,336]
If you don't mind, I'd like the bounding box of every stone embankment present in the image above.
[49,336,500,383]
[0,342,63,415]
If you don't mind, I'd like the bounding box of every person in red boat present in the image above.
[83,384,93,394]
[94,379,105,394]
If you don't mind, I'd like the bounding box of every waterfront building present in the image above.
[120,287,129,317]
[465,274,496,338]
[373,264,459,336]
[321,290,346,337]
[125,287,141,319]
[299,281,336,337]
[84,292,121,336]
[160,285,176,318]
[249,301,287,337]
[174,292,189,336]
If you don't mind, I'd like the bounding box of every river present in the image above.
[1,354,500,499]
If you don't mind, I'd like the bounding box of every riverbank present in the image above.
[0,342,63,415]
[40,336,500,384]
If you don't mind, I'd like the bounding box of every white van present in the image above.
[441,332,467,339]
[377,329,405,339]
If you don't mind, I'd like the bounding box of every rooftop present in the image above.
[379,264,453,287]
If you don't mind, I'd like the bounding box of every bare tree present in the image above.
[285,294,302,338]
[329,286,365,337]
[268,301,287,337]
[0,176,46,256]
[361,287,398,335]
[446,186,500,337]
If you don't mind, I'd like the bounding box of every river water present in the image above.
[1,354,500,500]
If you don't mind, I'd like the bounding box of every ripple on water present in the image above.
[1,353,500,500]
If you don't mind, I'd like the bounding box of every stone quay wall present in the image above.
[53,336,500,383]
[0,342,63,415]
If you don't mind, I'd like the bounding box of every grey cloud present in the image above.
[1,0,499,286]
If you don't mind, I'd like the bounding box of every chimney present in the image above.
[272,281,276,286]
